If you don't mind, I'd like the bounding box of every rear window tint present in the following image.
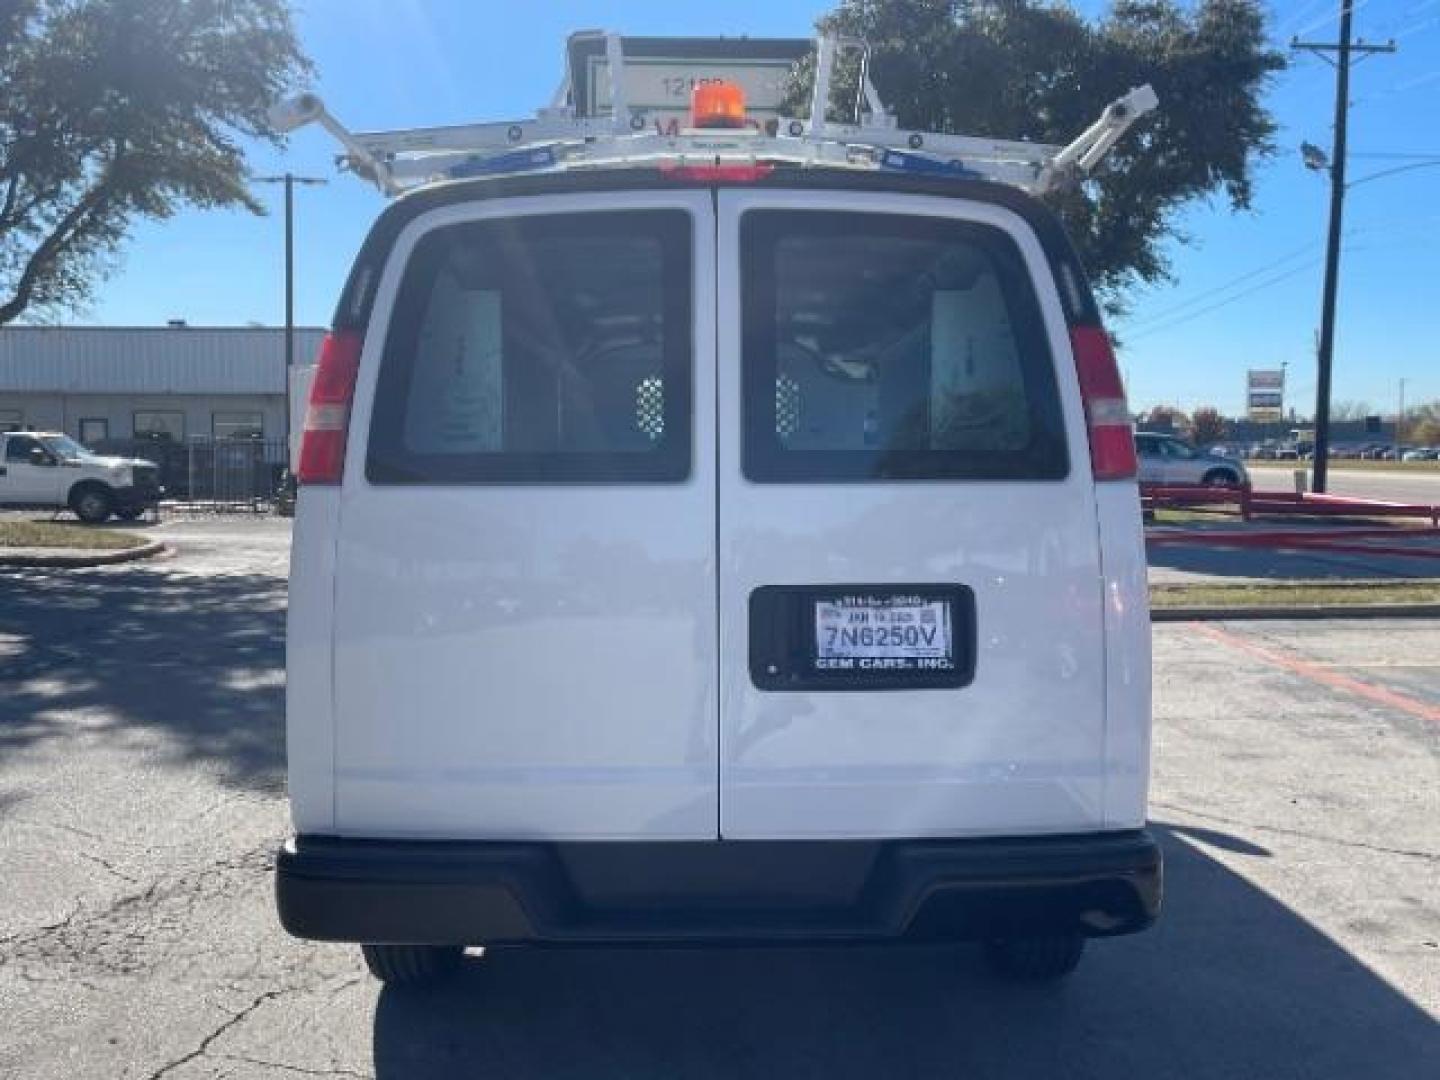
[367,210,692,484]
[740,210,1068,482]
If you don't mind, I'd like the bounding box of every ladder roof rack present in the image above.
[268,32,1157,199]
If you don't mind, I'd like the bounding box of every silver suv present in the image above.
[1135,431,1247,487]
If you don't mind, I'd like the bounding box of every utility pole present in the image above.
[252,173,328,467]
[1293,4,1395,492]
[1397,377,1406,447]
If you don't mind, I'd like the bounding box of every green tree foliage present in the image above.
[0,0,313,324]
[1189,405,1227,446]
[1139,404,1187,430]
[797,1,1285,315]
[1409,401,1440,447]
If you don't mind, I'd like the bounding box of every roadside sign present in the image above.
[1247,369,1285,421]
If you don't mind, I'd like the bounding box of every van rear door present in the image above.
[716,189,1108,839]
[331,192,718,839]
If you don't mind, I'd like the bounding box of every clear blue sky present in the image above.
[79,0,1440,417]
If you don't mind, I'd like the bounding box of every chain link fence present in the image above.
[95,437,289,513]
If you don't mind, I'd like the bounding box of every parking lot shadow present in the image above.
[0,565,285,792]
[1146,541,1440,581]
[371,827,1436,1079]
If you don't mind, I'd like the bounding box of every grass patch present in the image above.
[1150,580,1440,609]
[0,521,147,551]
[1149,507,1244,526]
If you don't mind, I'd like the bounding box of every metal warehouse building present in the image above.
[0,325,325,446]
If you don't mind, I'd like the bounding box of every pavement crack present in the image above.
[1154,801,1439,861]
[0,901,82,952]
[214,1053,373,1078]
[144,988,288,1080]
[6,815,142,847]
[0,839,275,974]
[70,847,140,883]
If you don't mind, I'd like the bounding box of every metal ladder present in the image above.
[268,32,1158,198]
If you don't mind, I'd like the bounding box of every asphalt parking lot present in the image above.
[1,517,1436,1079]
[1249,465,1440,507]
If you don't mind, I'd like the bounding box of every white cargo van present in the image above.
[274,38,1160,987]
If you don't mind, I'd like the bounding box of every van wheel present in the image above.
[983,935,1086,981]
[1201,469,1239,488]
[70,484,114,524]
[360,943,462,987]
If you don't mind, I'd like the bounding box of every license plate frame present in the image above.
[749,584,975,692]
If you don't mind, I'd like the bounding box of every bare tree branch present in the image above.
[0,0,312,325]
[0,147,121,323]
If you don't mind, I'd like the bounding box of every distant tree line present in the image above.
[1135,402,1440,445]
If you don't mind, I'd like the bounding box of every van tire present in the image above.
[982,934,1086,981]
[360,943,462,986]
[69,483,114,524]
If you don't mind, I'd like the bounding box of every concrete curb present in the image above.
[1152,602,1440,622]
[0,540,168,568]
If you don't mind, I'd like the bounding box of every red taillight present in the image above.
[1069,325,1136,481]
[658,163,774,183]
[296,330,361,485]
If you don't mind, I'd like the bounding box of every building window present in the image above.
[213,411,264,440]
[79,418,109,446]
[0,409,23,433]
[133,411,185,441]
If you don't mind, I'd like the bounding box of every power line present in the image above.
[1125,242,1320,329]
[1352,67,1440,109]
[1350,148,1440,158]
[1394,16,1440,40]
[1123,259,1324,343]
[1368,0,1440,36]
[1121,212,1440,334]
[1290,0,1376,40]
[1277,0,1342,38]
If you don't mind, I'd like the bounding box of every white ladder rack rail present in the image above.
[267,32,1158,198]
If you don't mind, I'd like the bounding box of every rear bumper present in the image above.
[113,483,161,509]
[276,830,1161,946]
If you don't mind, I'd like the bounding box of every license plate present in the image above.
[815,595,953,669]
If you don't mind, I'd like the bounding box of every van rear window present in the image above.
[367,211,692,484]
[740,211,1068,482]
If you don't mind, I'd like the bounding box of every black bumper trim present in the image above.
[276,831,1161,946]
[113,484,161,509]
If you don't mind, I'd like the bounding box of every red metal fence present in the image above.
[1141,483,1440,528]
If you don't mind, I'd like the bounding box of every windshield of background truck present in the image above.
[39,435,96,461]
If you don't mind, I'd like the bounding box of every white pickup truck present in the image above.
[0,431,162,523]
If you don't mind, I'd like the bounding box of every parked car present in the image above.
[1402,447,1438,461]
[0,431,161,523]
[1135,431,1248,487]
[275,75,1161,992]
